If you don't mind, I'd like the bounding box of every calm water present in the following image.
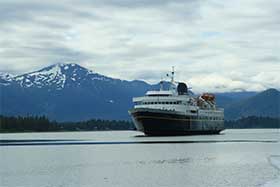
[0,129,279,187]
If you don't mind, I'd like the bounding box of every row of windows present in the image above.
[181,116,224,120]
[148,94,171,97]
[200,112,222,115]
[140,101,182,105]
[198,116,224,120]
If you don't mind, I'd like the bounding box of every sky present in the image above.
[0,0,279,93]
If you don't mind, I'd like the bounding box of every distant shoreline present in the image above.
[0,129,137,134]
[1,115,279,133]
[1,128,279,134]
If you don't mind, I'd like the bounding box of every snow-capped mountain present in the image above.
[0,72,14,80]
[0,63,151,121]
[12,63,113,89]
[0,72,14,85]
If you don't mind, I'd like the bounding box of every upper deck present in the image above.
[133,95,191,103]
[145,90,174,96]
[130,67,224,116]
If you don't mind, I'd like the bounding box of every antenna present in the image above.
[171,66,175,83]
[167,66,176,91]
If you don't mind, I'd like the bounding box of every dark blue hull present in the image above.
[129,108,224,136]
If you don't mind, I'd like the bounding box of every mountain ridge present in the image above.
[225,88,280,119]
[0,63,151,121]
[1,63,279,121]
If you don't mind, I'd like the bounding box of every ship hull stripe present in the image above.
[136,116,223,122]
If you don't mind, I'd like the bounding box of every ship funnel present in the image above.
[177,82,188,95]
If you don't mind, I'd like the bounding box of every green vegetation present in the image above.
[225,116,280,129]
[0,115,279,133]
[0,115,134,133]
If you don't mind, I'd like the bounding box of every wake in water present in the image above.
[261,156,280,187]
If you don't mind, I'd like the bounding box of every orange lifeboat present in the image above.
[201,93,215,102]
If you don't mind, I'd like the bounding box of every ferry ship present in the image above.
[128,68,224,136]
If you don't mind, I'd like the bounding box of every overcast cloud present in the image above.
[0,0,279,92]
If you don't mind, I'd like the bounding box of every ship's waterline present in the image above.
[129,108,224,135]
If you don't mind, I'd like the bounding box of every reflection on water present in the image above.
[0,129,279,187]
[140,158,192,165]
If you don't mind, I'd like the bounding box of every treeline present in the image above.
[0,115,134,133]
[225,116,280,129]
[0,115,279,133]
[58,119,134,131]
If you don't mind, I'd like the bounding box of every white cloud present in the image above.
[0,0,279,92]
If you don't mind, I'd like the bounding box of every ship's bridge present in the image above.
[145,90,174,97]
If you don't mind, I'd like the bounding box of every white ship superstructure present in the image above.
[129,68,224,135]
